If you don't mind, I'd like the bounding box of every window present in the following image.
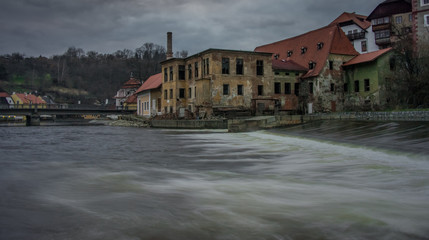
[364,79,370,92]
[287,50,293,57]
[169,66,173,81]
[301,47,307,54]
[188,88,192,98]
[361,41,367,52]
[286,72,290,76]
[170,89,173,99]
[202,59,206,76]
[188,64,192,80]
[164,68,168,82]
[395,16,402,24]
[375,30,390,39]
[194,62,199,78]
[194,87,196,98]
[164,107,168,113]
[258,85,263,96]
[309,82,314,94]
[236,58,243,75]
[237,85,243,95]
[354,80,360,93]
[222,58,230,74]
[331,83,335,92]
[372,17,390,26]
[275,72,280,75]
[179,65,185,80]
[274,82,281,94]
[317,42,324,50]
[409,14,413,22]
[164,90,167,99]
[205,58,210,75]
[294,83,300,96]
[309,61,316,70]
[285,83,291,94]
[329,61,334,70]
[256,60,264,75]
[425,14,429,27]
[344,83,348,93]
[223,84,229,95]
[422,0,429,6]
[179,88,185,98]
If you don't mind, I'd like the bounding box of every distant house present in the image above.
[255,25,359,113]
[123,93,138,111]
[113,76,141,110]
[11,93,47,109]
[0,92,14,108]
[412,0,429,47]
[330,12,379,53]
[342,48,394,110]
[367,0,412,48]
[136,73,162,117]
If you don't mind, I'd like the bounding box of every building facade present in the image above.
[412,0,429,47]
[160,49,274,117]
[11,93,47,109]
[367,0,412,48]
[343,48,394,110]
[136,73,162,117]
[113,76,141,110]
[255,25,358,113]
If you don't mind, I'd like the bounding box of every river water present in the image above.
[1,121,428,240]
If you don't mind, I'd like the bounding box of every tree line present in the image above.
[0,43,188,104]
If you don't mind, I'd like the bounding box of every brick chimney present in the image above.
[166,32,173,60]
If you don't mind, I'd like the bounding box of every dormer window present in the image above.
[317,42,324,50]
[287,50,293,57]
[301,47,307,54]
[274,54,279,60]
[309,61,316,70]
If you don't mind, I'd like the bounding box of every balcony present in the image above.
[375,37,391,46]
[347,32,366,41]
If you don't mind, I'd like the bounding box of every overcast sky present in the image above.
[0,0,380,57]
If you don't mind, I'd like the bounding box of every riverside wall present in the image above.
[150,119,228,129]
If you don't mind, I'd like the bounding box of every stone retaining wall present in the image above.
[150,119,228,129]
[307,111,429,121]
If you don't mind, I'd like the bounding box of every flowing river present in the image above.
[1,121,428,240]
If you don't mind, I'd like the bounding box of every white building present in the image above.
[113,76,141,110]
[330,12,379,53]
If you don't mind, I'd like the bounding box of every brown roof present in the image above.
[0,92,10,98]
[272,59,307,71]
[122,78,141,89]
[343,48,392,66]
[14,93,46,104]
[136,73,162,94]
[329,12,371,30]
[367,0,411,20]
[255,25,358,78]
[125,93,138,104]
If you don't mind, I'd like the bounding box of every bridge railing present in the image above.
[0,104,116,110]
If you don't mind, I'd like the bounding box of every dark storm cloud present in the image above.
[0,0,379,57]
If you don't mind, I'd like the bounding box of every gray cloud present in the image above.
[0,0,379,57]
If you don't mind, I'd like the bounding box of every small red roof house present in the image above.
[136,73,162,117]
[113,76,142,110]
[342,48,394,110]
[123,93,138,111]
[255,25,358,113]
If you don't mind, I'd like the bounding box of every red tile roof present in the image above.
[0,92,10,98]
[329,12,371,30]
[136,73,162,94]
[15,93,46,104]
[122,78,141,89]
[342,48,392,66]
[272,59,307,71]
[255,25,358,78]
[125,93,137,104]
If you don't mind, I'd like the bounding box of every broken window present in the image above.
[170,89,173,99]
[188,88,192,98]
[301,47,307,54]
[285,83,291,94]
[223,84,229,95]
[164,89,167,99]
[179,88,185,98]
[309,82,314,94]
[344,83,348,93]
[364,79,370,92]
[329,61,334,70]
[237,85,243,95]
[258,85,263,96]
[287,50,293,57]
[331,83,335,92]
[309,61,316,70]
[205,58,210,75]
[236,58,243,75]
[274,82,281,94]
[317,42,324,50]
[188,64,192,80]
[169,66,173,81]
[294,83,300,96]
[164,68,168,82]
[195,62,199,78]
[222,58,230,74]
[256,60,264,76]
[354,80,360,92]
[179,65,185,80]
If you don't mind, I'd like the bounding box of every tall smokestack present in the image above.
[167,32,173,60]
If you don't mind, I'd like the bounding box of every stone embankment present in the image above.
[307,111,429,121]
[105,115,149,128]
